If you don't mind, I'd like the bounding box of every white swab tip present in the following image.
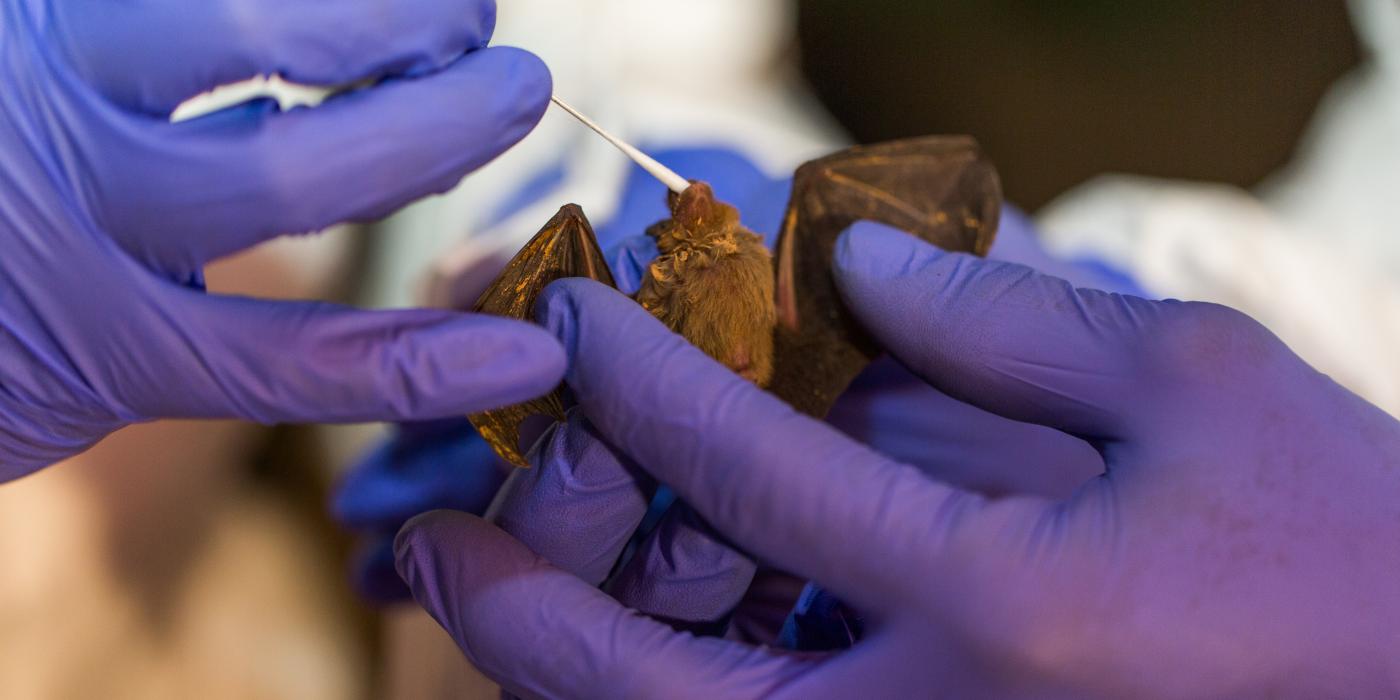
[550,96,691,194]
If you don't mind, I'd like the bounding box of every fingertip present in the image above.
[394,510,441,594]
[480,0,500,44]
[833,222,950,333]
[607,505,758,625]
[492,409,653,585]
[139,45,558,267]
[535,278,582,340]
[470,46,553,146]
[537,277,623,313]
[498,316,570,387]
[371,47,551,205]
[395,510,463,562]
[535,278,635,358]
[412,314,566,415]
[834,221,946,287]
[393,509,488,589]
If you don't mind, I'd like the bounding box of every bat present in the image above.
[468,137,1002,467]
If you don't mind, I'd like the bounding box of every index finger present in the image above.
[536,279,986,611]
[54,0,499,114]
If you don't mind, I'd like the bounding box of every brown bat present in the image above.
[470,137,1002,467]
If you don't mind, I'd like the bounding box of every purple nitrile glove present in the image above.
[0,0,564,480]
[489,408,759,633]
[396,223,1400,698]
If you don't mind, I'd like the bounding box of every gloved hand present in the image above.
[0,0,563,480]
[395,223,1400,698]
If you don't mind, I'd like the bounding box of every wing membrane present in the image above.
[770,137,1002,417]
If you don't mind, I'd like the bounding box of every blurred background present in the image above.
[800,0,1358,208]
[1,2,1390,699]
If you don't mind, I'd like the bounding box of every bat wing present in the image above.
[769,136,1003,417]
[469,205,618,467]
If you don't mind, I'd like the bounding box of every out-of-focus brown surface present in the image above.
[799,0,1360,208]
[382,608,497,700]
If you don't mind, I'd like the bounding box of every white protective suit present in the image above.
[1039,0,1400,417]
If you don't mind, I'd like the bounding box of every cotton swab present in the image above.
[550,96,691,194]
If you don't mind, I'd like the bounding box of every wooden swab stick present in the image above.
[551,96,691,194]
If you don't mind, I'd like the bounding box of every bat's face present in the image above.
[636,184,777,386]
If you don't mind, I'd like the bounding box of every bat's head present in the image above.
[650,182,743,255]
[638,183,777,386]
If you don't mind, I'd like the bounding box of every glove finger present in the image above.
[119,290,564,425]
[492,410,759,632]
[835,221,1179,444]
[395,510,826,700]
[829,358,1104,501]
[536,279,1053,615]
[605,502,759,633]
[53,0,498,115]
[489,409,654,586]
[94,47,548,280]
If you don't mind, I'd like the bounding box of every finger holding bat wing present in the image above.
[468,131,1002,467]
[468,206,617,467]
[771,136,1000,417]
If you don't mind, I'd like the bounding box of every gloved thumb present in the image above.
[834,221,1181,443]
